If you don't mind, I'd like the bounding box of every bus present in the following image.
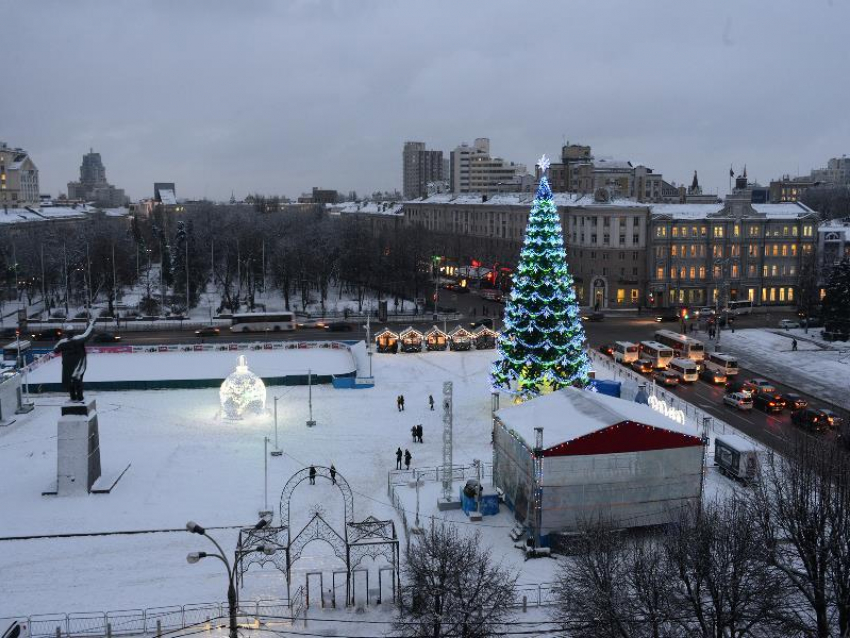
[2,340,33,368]
[638,341,674,369]
[612,341,639,364]
[668,358,699,383]
[654,329,705,363]
[725,300,753,316]
[704,352,739,377]
[230,312,296,332]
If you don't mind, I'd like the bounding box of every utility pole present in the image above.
[306,368,316,427]
[112,243,118,312]
[85,242,92,311]
[40,243,46,318]
[271,396,282,456]
[63,242,69,316]
[185,238,190,314]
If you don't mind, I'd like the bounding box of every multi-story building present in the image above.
[297,187,338,204]
[0,142,40,205]
[449,139,530,194]
[402,142,444,199]
[648,195,818,309]
[769,175,816,203]
[66,149,127,207]
[811,156,850,186]
[817,218,850,288]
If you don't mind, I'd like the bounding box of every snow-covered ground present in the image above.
[705,328,850,410]
[0,348,744,619]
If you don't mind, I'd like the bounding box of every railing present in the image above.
[1,599,292,638]
[387,463,493,488]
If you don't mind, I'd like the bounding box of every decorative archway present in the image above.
[279,465,354,535]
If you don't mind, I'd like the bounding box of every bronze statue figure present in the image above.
[53,319,96,402]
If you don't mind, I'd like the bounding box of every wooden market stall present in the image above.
[425,326,448,351]
[449,326,472,351]
[399,327,424,353]
[375,329,399,354]
[473,327,498,349]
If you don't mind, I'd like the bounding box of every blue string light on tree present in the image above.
[490,154,591,401]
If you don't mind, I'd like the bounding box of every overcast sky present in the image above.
[3,0,848,202]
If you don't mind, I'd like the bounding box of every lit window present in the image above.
[788,288,794,302]
[714,226,724,238]
[689,267,696,279]
[617,289,625,304]
[672,227,679,237]
[657,267,664,279]
[734,225,740,237]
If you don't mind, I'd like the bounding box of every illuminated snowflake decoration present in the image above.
[220,355,267,419]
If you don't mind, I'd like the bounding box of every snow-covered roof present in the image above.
[158,189,177,206]
[751,202,815,216]
[0,204,99,225]
[650,201,816,220]
[593,158,633,171]
[496,387,698,449]
[406,193,647,208]
[333,201,403,216]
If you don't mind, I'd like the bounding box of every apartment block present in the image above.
[403,141,444,199]
[0,142,40,204]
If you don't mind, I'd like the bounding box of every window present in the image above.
[670,267,676,279]
[788,287,794,302]
[656,247,665,258]
[618,252,625,260]
[713,245,724,258]
[792,226,798,237]
[656,227,666,238]
[763,265,768,277]
[734,224,740,237]
[791,244,798,256]
[714,265,722,278]
[681,227,689,237]
[603,234,610,244]
[602,268,607,276]
[671,245,678,257]
[803,225,813,237]
[672,227,679,237]
[699,266,706,279]
[748,244,757,257]
[783,226,789,237]
[689,266,696,279]
[772,245,779,257]
[731,245,741,257]
[633,252,639,261]
[633,234,639,244]
[690,245,697,257]
[731,264,739,278]
[656,267,664,279]
[748,265,757,277]
[617,289,625,304]
[713,226,724,238]
[632,267,638,275]
[781,245,788,257]
[749,225,760,236]
[631,289,639,302]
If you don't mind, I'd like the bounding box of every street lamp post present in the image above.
[271,396,282,456]
[186,519,273,638]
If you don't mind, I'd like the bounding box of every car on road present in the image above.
[779,319,800,330]
[297,319,327,329]
[655,311,679,323]
[324,321,354,332]
[818,409,843,429]
[744,378,777,395]
[631,359,654,374]
[654,370,680,387]
[470,318,494,329]
[792,408,829,433]
[781,392,808,411]
[697,307,716,318]
[29,328,64,341]
[93,332,121,343]
[581,311,605,322]
[754,393,784,413]
[699,367,727,385]
[723,392,753,411]
[195,326,220,337]
[598,343,614,357]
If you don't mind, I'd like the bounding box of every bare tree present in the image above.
[396,523,517,638]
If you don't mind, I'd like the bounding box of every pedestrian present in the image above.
[404,449,412,470]
[309,465,316,485]
[792,339,798,351]
[399,394,405,411]
[330,464,337,485]
[411,424,418,443]
[417,424,424,443]
[395,447,403,470]
[396,395,402,412]
[429,394,434,411]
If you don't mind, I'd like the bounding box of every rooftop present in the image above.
[496,386,699,449]
[0,204,128,225]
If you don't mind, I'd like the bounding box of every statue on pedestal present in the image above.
[53,319,96,402]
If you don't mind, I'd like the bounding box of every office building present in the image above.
[811,156,850,186]
[0,142,40,204]
[450,138,530,194]
[402,142,444,199]
[66,149,127,207]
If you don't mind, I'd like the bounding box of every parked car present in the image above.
[700,367,727,385]
[779,319,800,330]
[744,378,777,395]
[195,326,220,337]
[93,332,121,343]
[470,318,494,329]
[581,312,605,321]
[324,322,354,332]
[697,307,716,318]
[754,393,784,413]
[598,343,615,357]
[723,392,754,410]
[631,359,654,374]
[654,370,680,387]
[781,392,808,411]
[792,408,829,433]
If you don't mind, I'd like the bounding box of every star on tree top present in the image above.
[537,154,550,174]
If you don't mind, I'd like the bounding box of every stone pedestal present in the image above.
[56,399,101,495]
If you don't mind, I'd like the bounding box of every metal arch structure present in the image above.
[279,465,354,539]
[235,524,288,589]
[347,516,399,600]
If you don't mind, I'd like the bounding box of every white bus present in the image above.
[638,340,675,369]
[725,300,753,316]
[704,352,739,377]
[668,357,699,383]
[654,329,705,363]
[613,341,639,364]
[230,312,296,332]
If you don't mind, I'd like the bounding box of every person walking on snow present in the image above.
[404,449,412,470]
[396,395,402,412]
[792,338,798,351]
[309,465,317,485]
[395,447,403,470]
[399,394,405,411]
[330,464,337,485]
[411,425,418,443]
[417,424,424,443]
[429,394,434,411]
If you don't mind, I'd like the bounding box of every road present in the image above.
[24,305,835,455]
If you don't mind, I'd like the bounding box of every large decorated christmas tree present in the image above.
[491,155,590,401]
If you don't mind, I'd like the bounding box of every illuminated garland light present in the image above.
[648,396,686,425]
[491,157,590,401]
[220,355,267,419]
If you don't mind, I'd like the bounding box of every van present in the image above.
[668,358,698,383]
[715,435,759,482]
[612,341,639,364]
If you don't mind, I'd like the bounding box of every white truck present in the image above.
[714,434,760,482]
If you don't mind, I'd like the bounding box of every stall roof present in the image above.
[374,328,398,337]
[425,325,447,336]
[449,326,472,337]
[399,327,424,337]
[496,387,700,451]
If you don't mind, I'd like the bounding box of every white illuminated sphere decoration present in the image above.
[220,355,267,419]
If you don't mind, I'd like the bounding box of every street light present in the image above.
[185,518,274,638]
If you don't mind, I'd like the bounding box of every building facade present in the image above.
[66,149,127,207]
[402,141,444,199]
[817,218,850,287]
[648,196,818,309]
[0,142,40,204]
[811,156,850,186]
[449,138,529,194]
